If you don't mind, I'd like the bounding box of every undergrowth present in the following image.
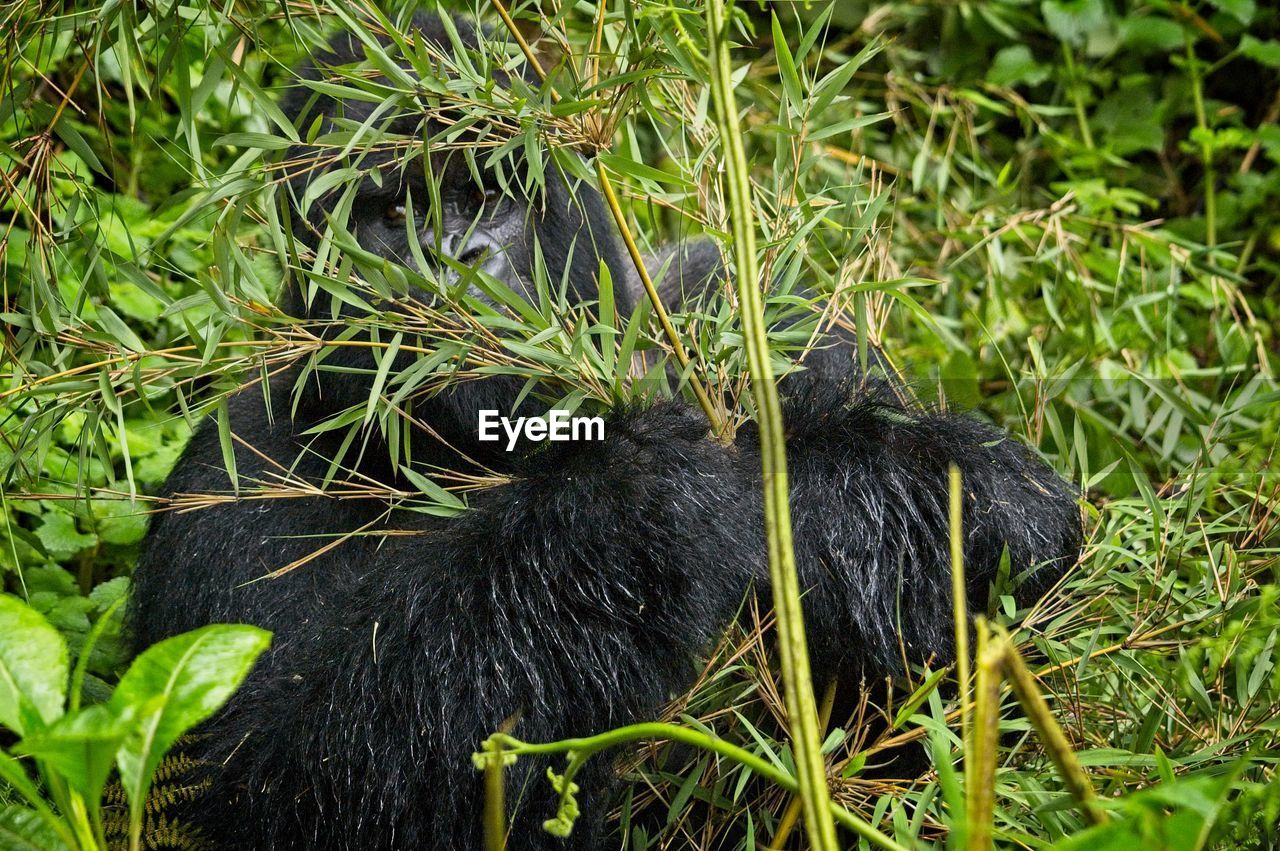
[1,0,1277,848]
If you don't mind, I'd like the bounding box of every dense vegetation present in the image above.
[1,0,1277,848]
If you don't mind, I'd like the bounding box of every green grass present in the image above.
[1,0,1278,848]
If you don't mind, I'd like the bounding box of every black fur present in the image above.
[773,376,1079,678]
[131,375,386,648]
[177,403,757,850]
[129,11,1082,849]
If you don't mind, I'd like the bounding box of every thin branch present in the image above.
[480,723,907,851]
[595,160,724,433]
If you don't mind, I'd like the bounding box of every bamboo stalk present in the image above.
[966,619,1001,851]
[595,160,724,433]
[949,464,971,755]
[703,1,838,848]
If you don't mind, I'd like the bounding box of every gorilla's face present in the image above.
[348,149,533,298]
[291,134,623,315]
[280,14,633,468]
[282,14,629,317]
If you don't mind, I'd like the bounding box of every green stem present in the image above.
[483,739,506,851]
[485,723,908,851]
[1061,43,1094,151]
[702,2,838,848]
[949,465,970,758]
[1185,36,1215,246]
[768,676,840,848]
[965,620,1000,851]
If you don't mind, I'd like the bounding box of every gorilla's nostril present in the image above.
[457,244,487,266]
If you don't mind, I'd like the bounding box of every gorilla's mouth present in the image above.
[408,248,522,308]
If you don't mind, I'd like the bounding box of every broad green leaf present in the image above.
[91,499,150,546]
[1208,0,1256,25]
[112,625,271,825]
[987,45,1051,88]
[33,513,96,561]
[0,595,69,736]
[1042,0,1113,53]
[0,805,71,851]
[14,703,127,805]
[1240,35,1280,68]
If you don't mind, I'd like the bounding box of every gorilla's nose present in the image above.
[426,231,495,269]
[456,242,489,266]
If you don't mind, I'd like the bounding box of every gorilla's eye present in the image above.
[385,203,407,224]
[474,183,504,207]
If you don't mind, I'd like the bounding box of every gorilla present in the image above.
[129,12,1082,850]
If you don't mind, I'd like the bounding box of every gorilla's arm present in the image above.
[129,375,391,651]
[633,238,727,313]
[184,404,758,851]
[626,239,1080,678]
[770,373,1082,679]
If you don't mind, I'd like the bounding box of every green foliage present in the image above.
[0,0,1276,848]
[1052,765,1273,851]
[0,594,269,851]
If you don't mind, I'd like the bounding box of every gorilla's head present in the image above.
[276,13,630,471]
[280,13,628,312]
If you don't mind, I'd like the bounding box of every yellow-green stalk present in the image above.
[966,619,1001,851]
[949,464,971,753]
[702,2,837,847]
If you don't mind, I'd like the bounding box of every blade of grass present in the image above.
[704,1,837,847]
[966,619,1000,851]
